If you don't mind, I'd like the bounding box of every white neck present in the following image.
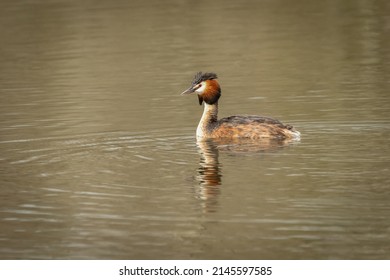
[196,102,218,138]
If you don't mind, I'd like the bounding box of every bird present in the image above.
[181,72,300,140]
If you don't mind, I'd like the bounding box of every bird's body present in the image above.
[181,72,300,140]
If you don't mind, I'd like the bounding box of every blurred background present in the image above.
[0,0,389,259]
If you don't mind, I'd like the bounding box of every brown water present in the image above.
[1,0,390,259]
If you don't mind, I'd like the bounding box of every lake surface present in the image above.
[0,0,389,259]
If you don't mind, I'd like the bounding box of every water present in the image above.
[0,0,389,259]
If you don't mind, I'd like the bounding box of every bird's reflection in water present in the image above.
[195,137,298,213]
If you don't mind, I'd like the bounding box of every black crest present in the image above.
[192,72,218,85]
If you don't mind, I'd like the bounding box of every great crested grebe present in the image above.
[181,72,300,140]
